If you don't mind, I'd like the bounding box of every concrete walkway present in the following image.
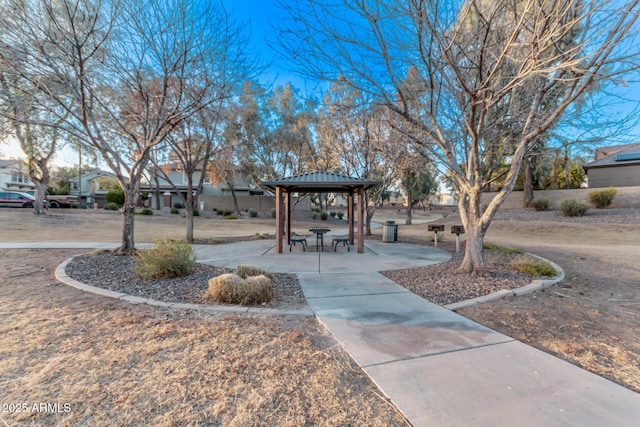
[5,240,640,426]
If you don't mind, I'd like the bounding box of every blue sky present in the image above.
[222,0,312,91]
[2,0,639,165]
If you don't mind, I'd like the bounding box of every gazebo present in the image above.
[261,171,379,254]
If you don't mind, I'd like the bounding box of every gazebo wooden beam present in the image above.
[348,192,354,245]
[275,186,283,253]
[285,191,291,244]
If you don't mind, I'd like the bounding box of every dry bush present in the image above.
[236,264,275,280]
[134,238,196,279]
[206,273,274,305]
[509,256,558,277]
[589,187,617,209]
[559,198,589,217]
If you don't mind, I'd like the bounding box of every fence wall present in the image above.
[481,186,640,209]
[200,195,312,214]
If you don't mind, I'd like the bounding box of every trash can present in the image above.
[382,220,398,242]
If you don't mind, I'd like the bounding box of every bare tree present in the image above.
[279,0,640,272]
[151,107,227,243]
[0,0,252,254]
[0,85,63,214]
[230,81,317,185]
[316,81,400,234]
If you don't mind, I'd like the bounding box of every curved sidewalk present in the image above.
[4,241,640,426]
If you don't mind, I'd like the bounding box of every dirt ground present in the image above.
[1,206,639,425]
[469,219,640,393]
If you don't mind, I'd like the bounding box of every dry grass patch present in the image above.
[0,250,409,426]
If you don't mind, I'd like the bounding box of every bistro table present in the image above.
[308,227,331,251]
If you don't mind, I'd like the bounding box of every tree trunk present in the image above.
[458,221,486,273]
[405,188,413,225]
[523,157,534,208]
[185,188,194,243]
[114,186,139,255]
[30,159,51,215]
[231,187,240,215]
[153,174,161,210]
[33,180,47,214]
[365,204,375,235]
[456,190,489,274]
[564,151,571,189]
[115,204,136,255]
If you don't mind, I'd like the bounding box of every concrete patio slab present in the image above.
[305,291,513,367]
[298,272,411,298]
[364,340,640,427]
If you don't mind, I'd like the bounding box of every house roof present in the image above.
[584,143,640,170]
[261,171,379,193]
[80,170,117,180]
[0,159,24,168]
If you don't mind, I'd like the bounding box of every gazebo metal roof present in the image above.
[261,171,379,193]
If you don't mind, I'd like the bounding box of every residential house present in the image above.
[141,162,261,210]
[69,170,119,208]
[583,143,640,188]
[0,159,35,193]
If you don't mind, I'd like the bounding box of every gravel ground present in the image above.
[66,250,306,309]
[381,242,545,305]
[65,240,551,309]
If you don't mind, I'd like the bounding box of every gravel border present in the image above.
[65,250,307,310]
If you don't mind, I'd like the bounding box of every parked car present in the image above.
[0,191,35,208]
[46,194,78,208]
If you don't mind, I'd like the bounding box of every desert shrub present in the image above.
[104,202,119,211]
[248,208,258,217]
[193,209,199,216]
[205,273,274,305]
[270,207,277,218]
[236,264,275,280]
[134,238,196,279]
[320,211,328,220]
[589,187,617,209]
[224,214,237,219]
[223,210,233,216]
[337,212,344,220]
[531,197,551,211]
[170,207,180,214]
[329,211,337,217]
[559,198,589,217]
[136,208,153,215]
[509,256,557,277]
[173,202,184,209]
[311,207,321,213]
[105,189,125,206]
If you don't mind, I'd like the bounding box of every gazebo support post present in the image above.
[285,191,291,244]
[348,191,355,245]
[357,186,365,253]
[275,186,283,253]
